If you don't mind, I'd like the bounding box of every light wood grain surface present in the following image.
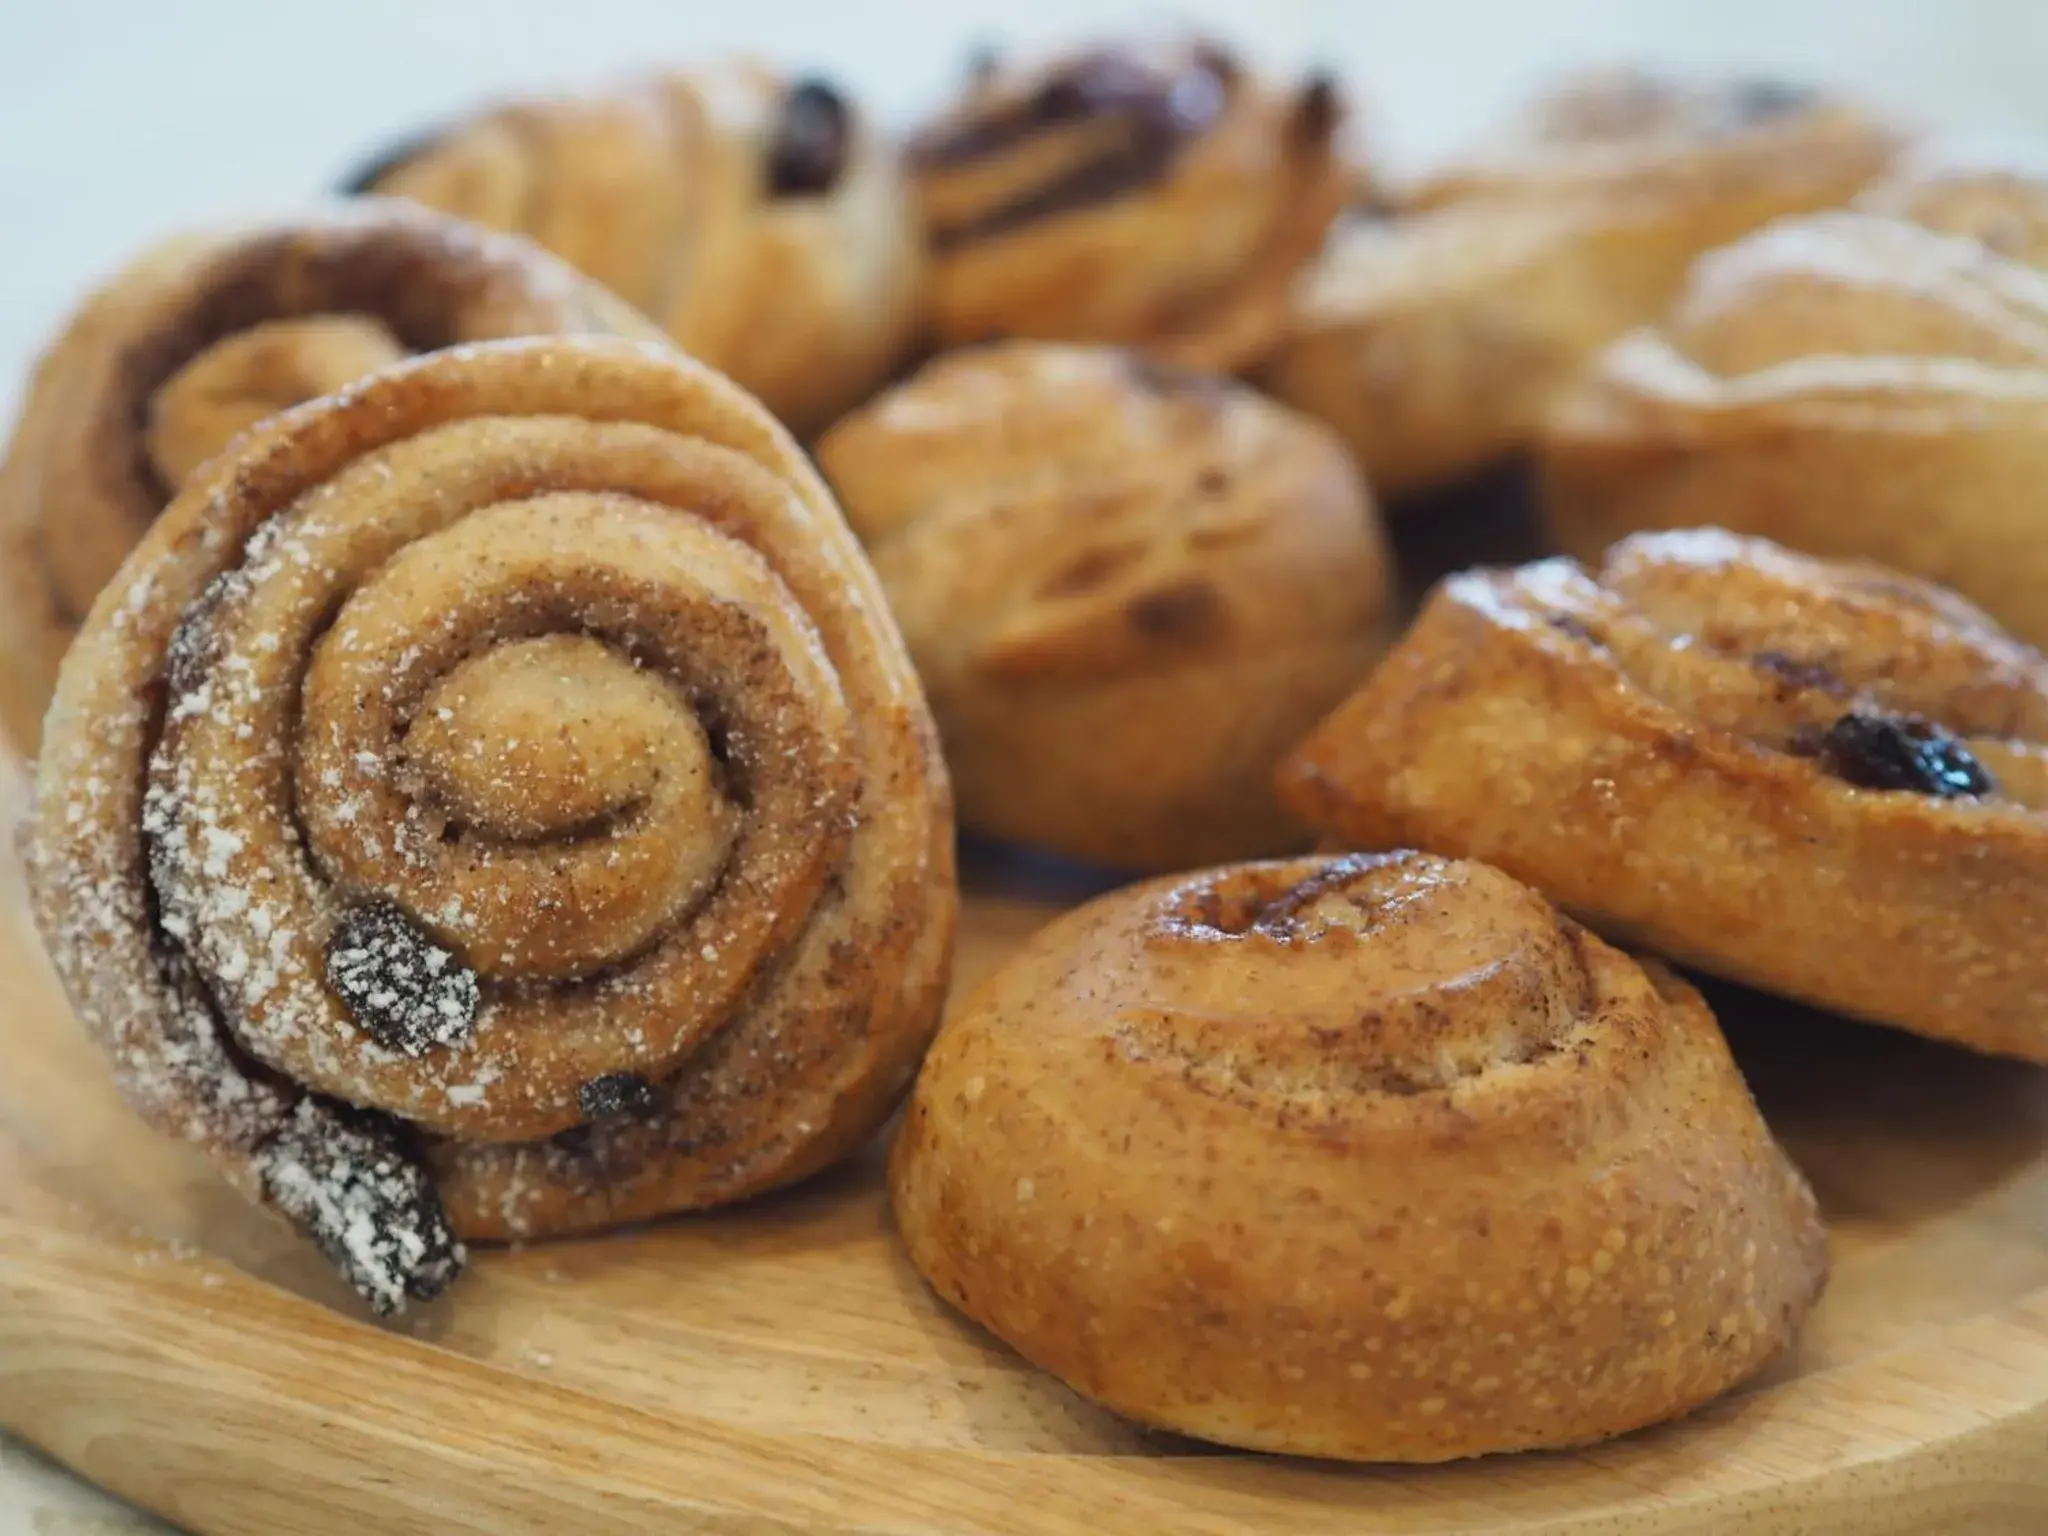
[4,731,2048,1533]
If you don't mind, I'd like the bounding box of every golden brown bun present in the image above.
[25,337,955,1315]
[1283,528,2048,1062]
[906,34,1349,370]
[816,341,1390,871]
[1544,145,2048,646]
[0,201,660,758]
[891,852,1825,1461]
[350,60,922,436]
[1262,69,1901,495]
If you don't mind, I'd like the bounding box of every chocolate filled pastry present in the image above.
[344,61,922,436]
[892,852,1825,1461]
[816,341,1391,871]
[906,34,1350,371]
[0,202,660,757]
[1544,145,2048,646]
[25,337,956,1314]
[1283,529,2048,1062]
[1261,69,1901,495]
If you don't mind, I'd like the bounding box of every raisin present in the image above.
[578,1071,661,1121]
[1813,711,1995,799]
[767,79,851,196]
[326,900,480,1055]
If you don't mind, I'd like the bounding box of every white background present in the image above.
[3,0,2048,425]
[0,0,2043,1529]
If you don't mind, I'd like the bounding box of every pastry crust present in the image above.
[0,201,659,756]
[816,341,1391,871]
[891,852,1825,1461]
[906,34,1349,370]
[26,337,955,1313]
[1263,69,1900,495]
[1282,529,2048,1061]
[1544,146,2048,646]
[350,60,923,436]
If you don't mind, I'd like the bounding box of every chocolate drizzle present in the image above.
[913,46,1234,248]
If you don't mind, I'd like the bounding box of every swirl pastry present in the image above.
[892,852,1825,1461]
[905,34,1350,371]
[1261,69,1901,495]
[25,337,955,1314]
[0,202,658,757]
[345,60,922,437]
[816,341,1391,871]
[1282,529,2048,1062]
[1544,147,2048,645]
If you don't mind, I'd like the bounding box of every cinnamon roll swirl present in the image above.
[816,341,1391,871]
[25,337,955,1314]
[1544,146,2048,645]
[1283,529,2048,1062]
[0,202,658,756]
[345,61,922,436]
[906,34,1350,370]
[892,852,1825,1461]
[1262,69,1900,495]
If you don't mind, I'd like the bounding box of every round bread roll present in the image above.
[1283,528,2048,1062]
[26,336,955,1314]
[1543,144,2048,647]
[1263,68,1900,496]
[0,201,661,756]
[906,32,1351,370]
[815,341,1391,871]
[891,852,1826,1461]
[344,59,923,437]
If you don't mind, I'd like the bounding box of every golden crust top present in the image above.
[892,851,1825,1461]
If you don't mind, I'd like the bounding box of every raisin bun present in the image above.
[1285,529,2048,1062]
[345,60,922,436]
[906,33,1351,371]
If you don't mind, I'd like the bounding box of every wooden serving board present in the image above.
[4,745,2048,1536]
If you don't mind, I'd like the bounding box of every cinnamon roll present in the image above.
[0,202,659,756]
[1262,69,1901,495]
[344,61,922,436]
[25,337,956,1314]
[1544,146,2048,646]
[815,341,1391,871]
[906,34,1349,371]
[891,852,1825,1461]
[1282,529,2048,1062]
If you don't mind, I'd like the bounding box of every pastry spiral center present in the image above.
[1133,855,1594,1096]
[146,316,407,489]
[408,634,729,850]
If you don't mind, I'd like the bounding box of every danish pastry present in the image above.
[1263,69,1900,495]
[345,60,922,435]
[1544,145,2048,645]
[26,337,956,1313]
[892,852,1826,1460]
[0,202,657,755]
[816,341,1391,871]
[1283,529,2048,1061]
[906,34,1350,370]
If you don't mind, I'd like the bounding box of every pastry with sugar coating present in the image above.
[26,336,955,1314]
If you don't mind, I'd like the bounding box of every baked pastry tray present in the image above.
[3,744,2045,1535]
